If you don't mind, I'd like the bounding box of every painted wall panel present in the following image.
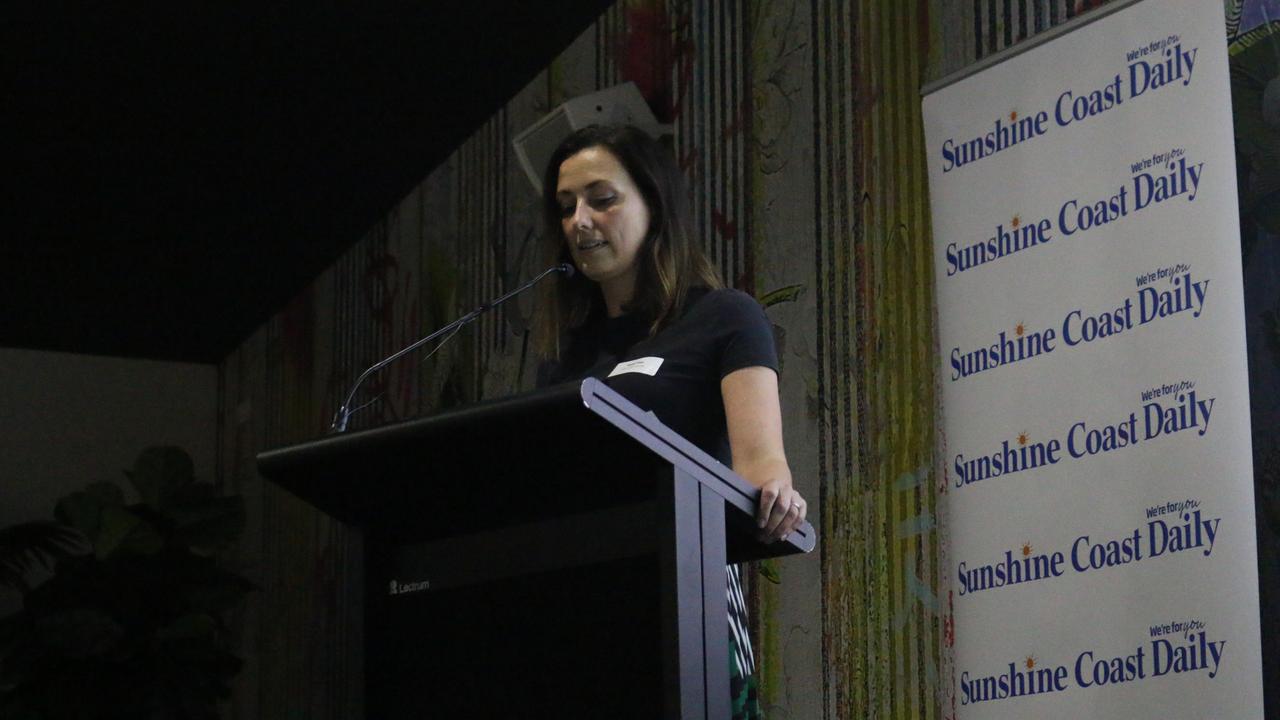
[217,0,1275,716]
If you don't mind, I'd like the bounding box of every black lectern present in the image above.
[257,378,816,719]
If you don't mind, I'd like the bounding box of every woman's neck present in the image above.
[600,275,636,318]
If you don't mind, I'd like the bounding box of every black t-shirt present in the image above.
[544,288,778,466]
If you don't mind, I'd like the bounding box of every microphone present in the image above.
[330,263,575,433]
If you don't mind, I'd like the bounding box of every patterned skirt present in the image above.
[727,564,762,719]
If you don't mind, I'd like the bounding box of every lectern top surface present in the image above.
[258,379,816,556]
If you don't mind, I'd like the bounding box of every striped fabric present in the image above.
[727,563,755,675]
[728,563,761,718]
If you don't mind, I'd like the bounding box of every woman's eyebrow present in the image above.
[557,179,617,197]
[560,180,615,193]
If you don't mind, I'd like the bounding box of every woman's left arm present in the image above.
[722,366,808,543]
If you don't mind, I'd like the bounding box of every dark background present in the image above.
[3,1,612,363]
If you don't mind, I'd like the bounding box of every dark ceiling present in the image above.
[4,1,613,363]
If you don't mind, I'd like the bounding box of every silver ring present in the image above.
[791,500,803,509]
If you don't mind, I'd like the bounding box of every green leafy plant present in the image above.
[0,447,252,720]
[0,523,84,594]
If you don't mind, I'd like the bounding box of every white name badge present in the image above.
[608,356,664,378]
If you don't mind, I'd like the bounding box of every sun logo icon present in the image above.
[1011,214,1021,228]
[1015,322,1025,337]
[1009,110,1018,122]
[1025,655,1037,670]
[1017,431,1029,446]
[1022,542,1033,557]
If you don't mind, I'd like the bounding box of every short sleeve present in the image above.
[710,290,778,378]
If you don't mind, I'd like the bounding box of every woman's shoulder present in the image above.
[684,287,777,372]
[686,287,767,321]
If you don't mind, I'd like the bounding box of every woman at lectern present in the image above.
[536,124,807,718]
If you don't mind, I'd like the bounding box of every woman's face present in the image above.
[555,146,651,291]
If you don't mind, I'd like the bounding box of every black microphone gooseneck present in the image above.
[330,263,575,433]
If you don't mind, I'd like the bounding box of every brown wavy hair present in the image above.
[534,125,721,359]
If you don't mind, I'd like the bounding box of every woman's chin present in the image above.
[575,259,613,282]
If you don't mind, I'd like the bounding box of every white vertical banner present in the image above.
[922,0,1264,717]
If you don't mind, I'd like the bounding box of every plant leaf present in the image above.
[0,610,25,656]
[758,559,782,585]
[167,495,246,555]
[157,613,217,641]
[0,523,87,593]
[92,506,150,559]
[32,608,125,659]
[128,446,195,509]
[54,492,102,540]
[83,481,125,508]
[758,284,805,308]
[54,490,163,559]
[0,693,42,720]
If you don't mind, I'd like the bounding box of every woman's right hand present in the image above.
[755,476,807,543]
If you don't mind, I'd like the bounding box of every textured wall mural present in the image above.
[217,0,1275,717]
[1226,0,1280,708]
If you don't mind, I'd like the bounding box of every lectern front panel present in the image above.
[366,546,661,718]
